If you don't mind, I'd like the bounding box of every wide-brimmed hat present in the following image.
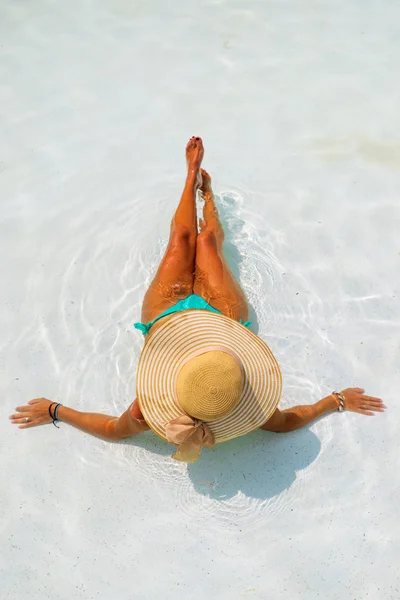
[137,310,282,462]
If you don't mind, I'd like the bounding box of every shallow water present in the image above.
[1,1,400,598]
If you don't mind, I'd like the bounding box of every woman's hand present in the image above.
[9,398,56,429]
[338,388,386,416]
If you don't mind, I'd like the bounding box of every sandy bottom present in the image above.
[1,1,399,598]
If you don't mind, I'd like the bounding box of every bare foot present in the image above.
[200,168,212,194]
[186,136,204,186]
[199,168,225,246]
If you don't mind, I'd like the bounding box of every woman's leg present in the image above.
[141,137,204,324]
[193,169,249,321]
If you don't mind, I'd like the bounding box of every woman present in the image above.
[9,137,386,462]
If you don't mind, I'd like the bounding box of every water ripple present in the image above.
[5,180,390,532]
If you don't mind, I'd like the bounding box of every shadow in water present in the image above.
[124,431,172,456]
[188,428,320,500]
[125,427,320,501]
[218,193,259,334]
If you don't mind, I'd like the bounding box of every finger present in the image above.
[11,411,29,419]
[354,388,365,394]
[358,400,381,411]
[362,395,383,404]
[361,397,384,405]
[27,399,41,405]
[10,414,31,422]
[15,405,30,413]
[357,409,375,416]
[364,401,386,409]
[360,398,383,408]
[18,420,40,429]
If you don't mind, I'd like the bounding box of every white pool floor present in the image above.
[1,1,400,598]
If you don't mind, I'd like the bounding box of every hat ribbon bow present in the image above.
[165,415,215,463]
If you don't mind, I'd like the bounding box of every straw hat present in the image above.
[137,310,282,462]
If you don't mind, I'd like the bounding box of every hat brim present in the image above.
[136,310,282,444]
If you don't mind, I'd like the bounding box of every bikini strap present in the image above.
[239,319,252,328]
[134,322,151,335]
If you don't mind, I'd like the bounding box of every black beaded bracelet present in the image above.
[48,402,60,428]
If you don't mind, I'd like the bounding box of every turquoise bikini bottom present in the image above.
[134,294,251,336]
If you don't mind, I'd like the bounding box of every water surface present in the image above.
[1,1,399,598]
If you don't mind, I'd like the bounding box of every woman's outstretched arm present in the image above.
[9,398,149,440]
[261,388,386,433]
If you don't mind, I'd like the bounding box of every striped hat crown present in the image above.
[176,350,243,421]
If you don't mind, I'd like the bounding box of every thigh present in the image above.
[141,225,195,323]
[193,229,249,321]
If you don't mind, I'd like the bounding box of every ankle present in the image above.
[186,165,198,178]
